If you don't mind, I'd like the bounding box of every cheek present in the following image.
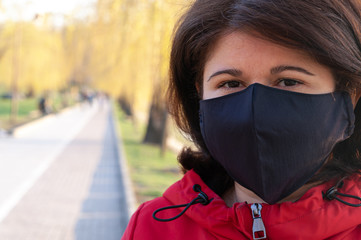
[312,75,335,94]
[202,86,213,100]
[202,81,219,100]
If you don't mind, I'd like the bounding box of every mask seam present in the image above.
[251,85,263,198]
[199,108,208,146]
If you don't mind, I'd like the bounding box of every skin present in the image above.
[202,31,344,206]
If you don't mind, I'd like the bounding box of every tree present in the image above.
[89,0,186,150]
[142,0,184,151]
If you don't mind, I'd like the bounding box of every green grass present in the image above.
[0,98,37,117]
[0,95,77,130]
[115,105,182,205]
[0,98,39,129]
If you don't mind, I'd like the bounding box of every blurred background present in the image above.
[0,0,186,131]
[0,0,190,239]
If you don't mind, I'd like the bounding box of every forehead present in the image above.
[205,31,314,68]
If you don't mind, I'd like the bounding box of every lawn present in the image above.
[115,106,182,205]
[0,98,39,129]
[0,95,77,130]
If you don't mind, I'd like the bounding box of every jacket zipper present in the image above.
[251,203,267,240]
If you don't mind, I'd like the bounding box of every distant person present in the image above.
[122,0,361,239]
[38,97,50,115]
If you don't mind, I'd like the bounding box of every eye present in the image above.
[278,78,302,87]
[218,80,242,89]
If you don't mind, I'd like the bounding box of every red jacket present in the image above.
[122,170,361,239]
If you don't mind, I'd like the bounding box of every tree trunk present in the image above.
[143,96,168,147]
[11,24,21,124]
[118,96,133,117]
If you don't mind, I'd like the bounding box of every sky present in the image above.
[1,0,97,23]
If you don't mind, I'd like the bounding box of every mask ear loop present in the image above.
[323,178,361,207]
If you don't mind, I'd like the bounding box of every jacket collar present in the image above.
[163,170,361,239]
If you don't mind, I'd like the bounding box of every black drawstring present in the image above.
[153,184,212,222]
[323,179,361,207]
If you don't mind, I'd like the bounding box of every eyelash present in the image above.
[218,80,242,89]
[277,78,303,87]
[217,78,303,89]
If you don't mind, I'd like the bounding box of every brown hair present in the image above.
[168,0,361,195]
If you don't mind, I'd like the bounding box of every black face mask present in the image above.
[199,83,355,204]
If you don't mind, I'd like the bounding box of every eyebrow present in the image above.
[270,65,315,76]
[207,69,242,82]
[207,65,315,82]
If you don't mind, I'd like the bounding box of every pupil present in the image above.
[228,81,239,87]
[284,79,296,86]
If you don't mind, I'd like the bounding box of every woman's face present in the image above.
[202,32,335,100]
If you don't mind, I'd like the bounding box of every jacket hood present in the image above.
[162,170,361,239]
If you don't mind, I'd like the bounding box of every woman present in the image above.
[122,0,361,239]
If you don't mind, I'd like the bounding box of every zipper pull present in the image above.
[251,203,267,240]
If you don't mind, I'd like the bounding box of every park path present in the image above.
[0,101,131,239]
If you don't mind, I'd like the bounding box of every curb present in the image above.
[110,102,137,220]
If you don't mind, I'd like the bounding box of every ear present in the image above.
[352,88,361,108]
[195,82,202,99]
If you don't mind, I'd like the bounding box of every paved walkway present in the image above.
[0,102,130,239]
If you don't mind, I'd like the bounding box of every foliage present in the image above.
[89,0,188,115]
[0,21,68,95]
[0,0,188,126]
